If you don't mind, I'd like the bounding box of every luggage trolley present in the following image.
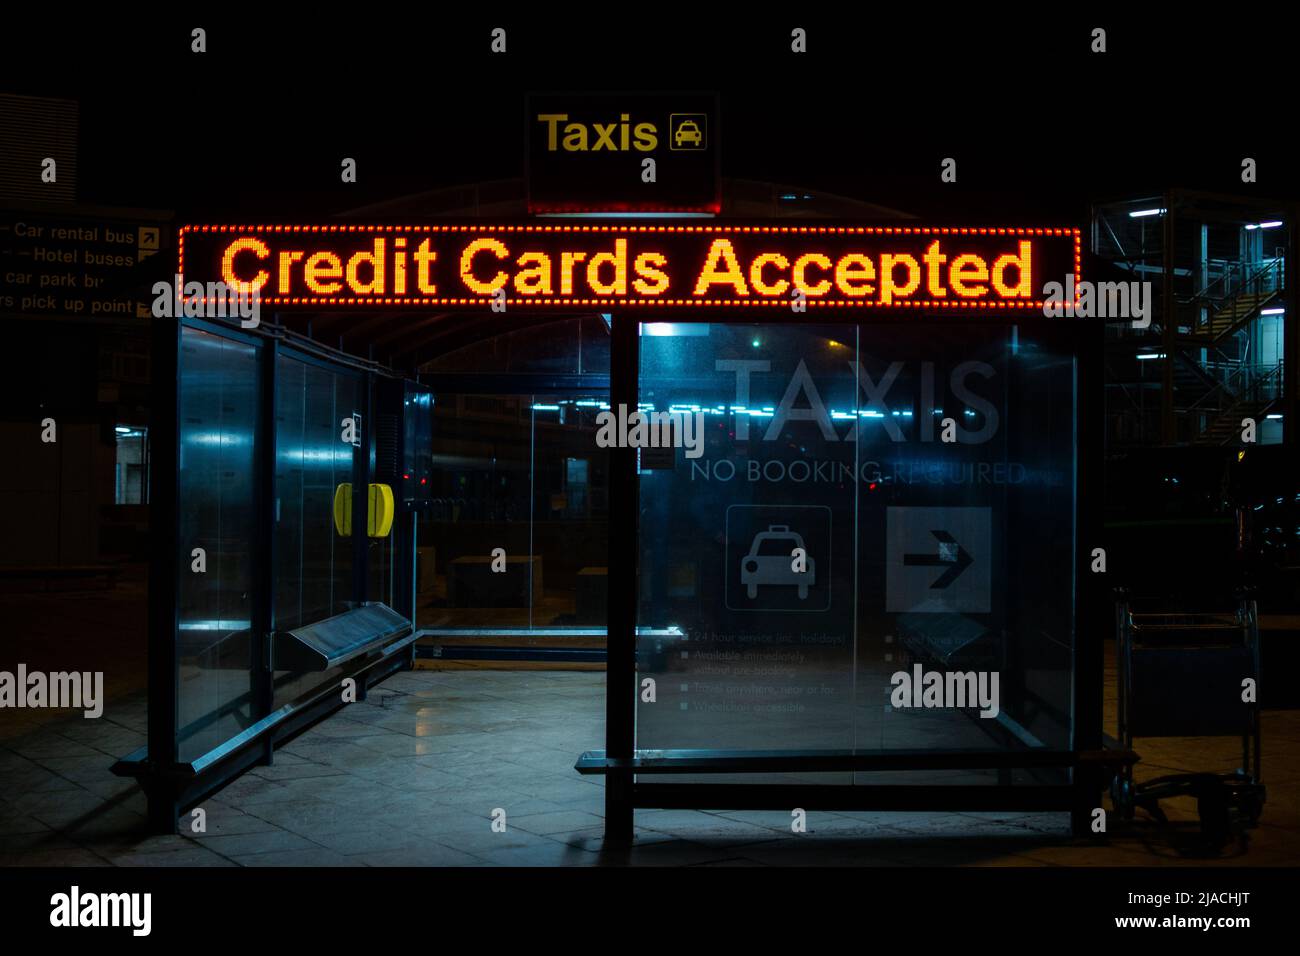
[1111,592,1265,847]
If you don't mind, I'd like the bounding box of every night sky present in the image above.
[4,11,1295,224]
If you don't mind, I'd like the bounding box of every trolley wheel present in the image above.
[1110,775,1134,819]
[1197,786,1231,849]
[1242,787,1265,825]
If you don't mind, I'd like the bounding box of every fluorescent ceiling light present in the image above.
[643,323,710,336]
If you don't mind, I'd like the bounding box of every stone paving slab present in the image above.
[0,668,1295,867]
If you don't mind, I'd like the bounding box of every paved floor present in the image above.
[1,665,1297,867]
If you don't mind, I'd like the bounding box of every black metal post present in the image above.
[146,314,181,834]
[605,314,639,843]
[1285,215,1297,450]
[1160,193,1176,444]
[251,337,278,764]
[388,381,417,625]
[350,372,374,700]
[1072,319,1106,835]
[351,373,372,611]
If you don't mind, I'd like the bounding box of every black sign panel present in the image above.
[0,204,170,321]
[526,93,719,214]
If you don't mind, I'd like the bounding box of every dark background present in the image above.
[2,9,1294,222]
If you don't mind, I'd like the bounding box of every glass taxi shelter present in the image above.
[118,222,1105,840]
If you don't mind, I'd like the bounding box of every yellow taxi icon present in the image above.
[671,116,705,150]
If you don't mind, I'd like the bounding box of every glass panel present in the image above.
[634,322,1078,788]
[273,354,360,707]
[635,324,859,783]
[368,521,396,611]
[176,327,257,763]
[418,393,534,628]
[854,325,1076,786]
[528,397,609,625]
[415,392,610,630]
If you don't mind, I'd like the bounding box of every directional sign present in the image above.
[886,507,990,613]
[0,205,171,321]
[903,529,973,589]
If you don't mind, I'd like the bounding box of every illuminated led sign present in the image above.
[178,224,1082,313]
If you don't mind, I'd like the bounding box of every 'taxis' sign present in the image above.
[526,93,719,213]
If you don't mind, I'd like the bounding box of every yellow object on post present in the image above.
[332,483,395,538]
[333,483,353,537]
[367,483,394,538]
